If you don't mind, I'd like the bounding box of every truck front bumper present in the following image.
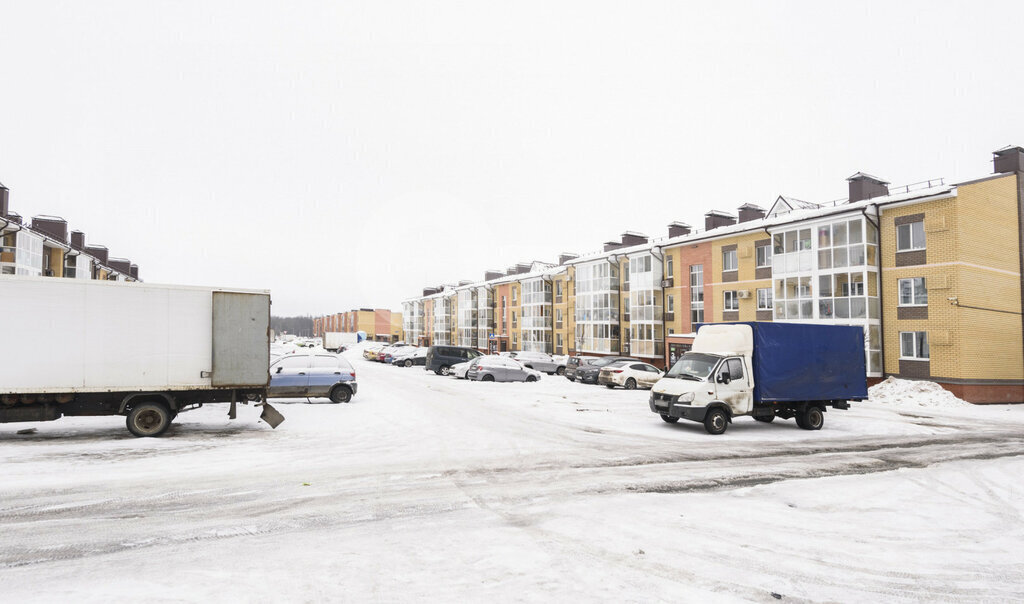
[649,398,707,422]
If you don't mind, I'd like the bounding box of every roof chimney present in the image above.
[704,210,737,231]
[558,252,578,265]
[620,231,649,247]
[484,270,503,281]
[603,240,624,252]
[84,245,109,264]
[737,204,766,223]
[993,146,1024,174]
[667,221,691,238]
[129,264,139,280]
[847,172,890,202]
[0,182,8,218]
[7,212,22,225]
[515,262,531,274]
[31,215,69,243]
[422,286,439,296]
[458,279,473,286]
[70,230,85,250]
[108,258,131,274]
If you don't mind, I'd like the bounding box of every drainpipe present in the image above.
[542,274,555,355]
[862,204,884,378]
[651,246,667,367]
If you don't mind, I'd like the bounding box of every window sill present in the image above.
[899,357,930,361]
[895,248,926,253]
[897,304,928,308]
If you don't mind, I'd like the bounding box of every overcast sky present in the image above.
[1,1,1022,315]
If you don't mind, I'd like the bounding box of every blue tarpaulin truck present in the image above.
[649,322,867,434]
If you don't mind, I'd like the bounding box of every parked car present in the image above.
[363,343,386,360]
[514,351,567,375]
[451,358,478,379]
[268,354,358,403]
[426,345,484,376]
[574,356,641,384]
[378,343,411,362]
[598,360,663,390]
[466,355,542,382]
[564,355,599,381]
[394,346,428,367]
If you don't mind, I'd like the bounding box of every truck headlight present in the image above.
[677,392,695,403]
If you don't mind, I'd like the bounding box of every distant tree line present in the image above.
[271,315,315,337]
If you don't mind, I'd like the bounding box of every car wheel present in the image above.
[482,374,495,382]
[126,402,172,437]
[704,408,729,435]
[799,406,824,430]
[624,378,637,390]
[660,414,679,424]
[404,359,413,368]
[330,386,352,404]
[526,375,537,382]
[438,365,451,376]
[556,367,565,376]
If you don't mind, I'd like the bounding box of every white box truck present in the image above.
[322,331,359,352]
[0,276,284,437]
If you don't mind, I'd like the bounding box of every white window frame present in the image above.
[897,221,926,252]
[755,244,771,268]
[724,290,739,311]
[900,331,929,360]
[723,249,738,272]
[756,288,772,310]
[898,277,928,307]
[666,256,674,279]
[667,294,674,313]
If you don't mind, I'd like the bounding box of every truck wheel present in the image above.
[704,408,729,435]
[330,386,352,404]
[799,406,824,430]
[754,415,775,423]
[437,365,451,376]
[126,403,172,437]
[556,367,565,376]
[624,378,637,390]
[660,414,679,424]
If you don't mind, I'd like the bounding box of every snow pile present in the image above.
[869,376,969,408]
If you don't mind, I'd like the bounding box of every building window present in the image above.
[723,249,737,272]
[556,308,563,323]
[898,278,927,306]
[756,244,771,268]
[724,291,739,311]
[690,265,704,324]
[897,221,925,251]
[667,295,674,313]
[900,331,929,359]
[512,287,518,303]
[623,298,630,322]
[512,311,517,328]
[666,256,674,279]
[556,280,563,296]
[556,333,563,347]
[756,288,772,310]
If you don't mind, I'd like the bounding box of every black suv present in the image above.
[426,346,483,376]
[574,356,641,384]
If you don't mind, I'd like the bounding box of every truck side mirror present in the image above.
[717,372,730,384]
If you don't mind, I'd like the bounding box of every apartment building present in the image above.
[1,182,139,282]
[313,308,403,342]
[398,145,1024,402]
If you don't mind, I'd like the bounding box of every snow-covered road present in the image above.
[2,348,1023,602]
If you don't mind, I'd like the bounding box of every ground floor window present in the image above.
[900,331,929,359]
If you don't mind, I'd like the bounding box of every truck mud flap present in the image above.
[258,402,285,429]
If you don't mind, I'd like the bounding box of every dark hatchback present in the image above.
[573,356,641,384]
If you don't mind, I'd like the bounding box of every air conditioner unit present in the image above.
[736,290,752,299]
[660,279,673,288]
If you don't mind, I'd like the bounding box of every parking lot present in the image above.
[2,346,1023,602]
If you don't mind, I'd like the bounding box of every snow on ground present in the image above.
[1,342,1022,602]
[869,375,971,408]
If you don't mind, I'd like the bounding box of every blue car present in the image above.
[268,354,358,403]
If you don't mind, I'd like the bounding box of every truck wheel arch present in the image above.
[119,392,178,415]
[706,402,733,422]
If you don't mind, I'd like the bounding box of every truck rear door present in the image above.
[212,291,271,387]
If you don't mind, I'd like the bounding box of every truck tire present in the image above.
[660,414,679,424]
[330,386,352,404]
[704,407,729,435]
[126,402,172,437]
[624,378,637,390]
[799,406,824,430]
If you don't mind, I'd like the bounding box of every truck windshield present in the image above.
[665,353,720,381]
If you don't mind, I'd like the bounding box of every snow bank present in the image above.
[869,376,969,408]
